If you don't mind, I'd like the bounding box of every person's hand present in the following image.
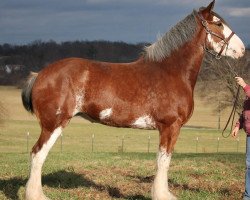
[235,77,247,88]
[231,126,239,138]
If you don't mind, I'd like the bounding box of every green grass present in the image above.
[0,152,246,200]
[0,120,247,199]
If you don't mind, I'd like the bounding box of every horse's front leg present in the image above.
[152,120,181,200]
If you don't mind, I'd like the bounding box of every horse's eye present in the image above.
[217,22,223,27]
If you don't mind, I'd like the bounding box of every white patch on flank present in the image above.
[56,107,62,115]
[26,127,62,200]
[99,108,112,120]
[152,150,176,200]
[73,71,89,116]
[73,89,85,115]
[132,115,156,129]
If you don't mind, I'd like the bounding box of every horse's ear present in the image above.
[205,0,215,13]
[200,0,215,19]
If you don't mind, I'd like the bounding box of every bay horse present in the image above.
[22,1,245,200]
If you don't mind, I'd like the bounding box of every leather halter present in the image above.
[197,12,235,59]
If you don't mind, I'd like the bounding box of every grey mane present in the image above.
[144,10,198,62]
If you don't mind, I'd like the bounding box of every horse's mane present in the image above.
[144,10,198,62]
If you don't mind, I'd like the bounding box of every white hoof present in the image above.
[25,187,50,200]
[168,192,177,200]
[25,194,50,200]
[152,187,177,200]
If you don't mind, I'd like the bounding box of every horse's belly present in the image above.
[102,114,157,130]
[86,106,157,130]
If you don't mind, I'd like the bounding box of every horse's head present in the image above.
[198,0,245,59]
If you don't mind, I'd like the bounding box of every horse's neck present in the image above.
[163,26,205,90]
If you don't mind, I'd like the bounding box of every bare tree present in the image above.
[0,101,5,125]
[198,51,249,114]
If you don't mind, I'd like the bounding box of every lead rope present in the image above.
[221,59,241,138]
[221,86,240,138]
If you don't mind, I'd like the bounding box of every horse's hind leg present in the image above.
[25,126,64,200]
[26,108,72,200]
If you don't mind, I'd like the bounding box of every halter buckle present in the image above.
[201,20,208,27]
[215,54,221,60]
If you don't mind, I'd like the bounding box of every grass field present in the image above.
[0,86,247,199]
[0,152,246,200]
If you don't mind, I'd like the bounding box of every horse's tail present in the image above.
[21,72,38,114]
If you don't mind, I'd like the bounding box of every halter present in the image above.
[197,12,235,59]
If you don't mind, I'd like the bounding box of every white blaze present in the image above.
[207,16,245,59]
[223,24,245,58]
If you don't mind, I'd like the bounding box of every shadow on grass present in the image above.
[168,178,201,192]
[0,170,151,200]
[0,177,27,200]
[0,171,234,200]
[127,174,154,183]
[43,170,151,199]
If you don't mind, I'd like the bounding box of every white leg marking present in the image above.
[132,115,156,129]
[26,127,62,200]
[152,150,176,200]
[99,108,112,120]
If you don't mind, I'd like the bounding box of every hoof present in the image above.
[169,192,177,200]
[25,195,50,200]
[152,188,177,200]
[25,190,50,200]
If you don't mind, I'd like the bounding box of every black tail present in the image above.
[21,72,38,113]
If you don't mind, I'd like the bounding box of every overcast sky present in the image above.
[0,0,250,45]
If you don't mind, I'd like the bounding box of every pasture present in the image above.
[0,86,247,199]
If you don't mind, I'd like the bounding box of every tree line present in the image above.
[0,40,146,85]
